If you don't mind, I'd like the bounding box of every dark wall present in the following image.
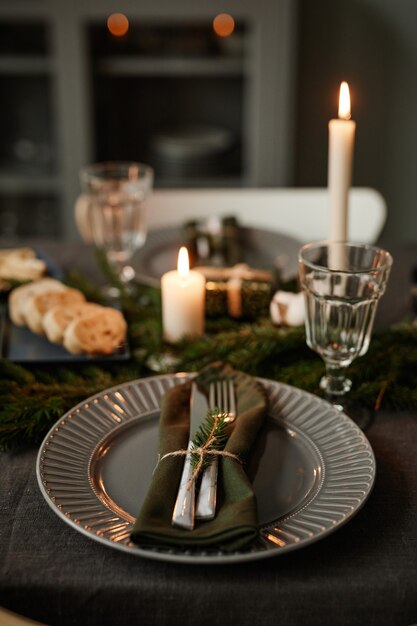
[294,0,417,244]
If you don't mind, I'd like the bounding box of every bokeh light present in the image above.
[213,14,235,38]
[107,13,129,37]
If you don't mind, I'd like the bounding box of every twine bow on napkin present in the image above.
[130,362,268,552]
[157,409,241,487]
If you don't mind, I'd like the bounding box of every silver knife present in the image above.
[172,381,208,529]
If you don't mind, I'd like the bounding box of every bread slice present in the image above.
[43,302,103,344]
[0,247,36,260]
[8,278,66,326]
[0,247,46,285]
[0,256,47,282]
[63,308,127,355]
[23,287,86,335]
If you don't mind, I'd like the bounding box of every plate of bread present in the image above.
[1,277,130,363]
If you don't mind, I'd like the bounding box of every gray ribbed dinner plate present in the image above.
[36,374,376,564]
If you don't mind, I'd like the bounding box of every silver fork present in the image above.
[195,379,236,520]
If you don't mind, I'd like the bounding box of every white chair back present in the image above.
[146,187,386,244]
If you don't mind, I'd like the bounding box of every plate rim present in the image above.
[36,374,376,565]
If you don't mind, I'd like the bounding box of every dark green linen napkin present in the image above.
[130,362,267,552]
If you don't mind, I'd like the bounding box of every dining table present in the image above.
[1,237,417,626]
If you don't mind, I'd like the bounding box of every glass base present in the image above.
[325,396,375,431]
[120,265,135,282]
[320,373,352,396]
[99,265,141,301]
[99,280,135,298]
[100,284,125,300]
[146,350,180,373]
[318,365,375,429]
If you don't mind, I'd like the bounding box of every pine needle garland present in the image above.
[1,262,417,451]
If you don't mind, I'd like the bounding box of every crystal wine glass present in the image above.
[76,161,154,298]
[298,241,392,408]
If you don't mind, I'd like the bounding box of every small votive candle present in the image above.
[161,246,205,343]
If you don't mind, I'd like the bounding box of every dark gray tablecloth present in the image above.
[1,410,417,626]
[1,241,417,626]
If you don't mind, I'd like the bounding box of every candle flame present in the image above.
[338,81,351,120]
[178,246,189,277]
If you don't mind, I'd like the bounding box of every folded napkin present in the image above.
[130,362,267,552]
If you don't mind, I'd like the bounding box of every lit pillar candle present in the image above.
[328,81,356,242]
[161,246,205,343]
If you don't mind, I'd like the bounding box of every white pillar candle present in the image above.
[328,81,356,243]
[161,246,205,343]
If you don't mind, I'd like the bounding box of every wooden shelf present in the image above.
[0,173,60,194]
[0,55,54,75]
[96,55,244,77]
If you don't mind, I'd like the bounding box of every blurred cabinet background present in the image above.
[0,0,297,239]
[294,0,417,246]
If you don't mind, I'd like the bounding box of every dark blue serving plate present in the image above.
[0,247,130,364]
[0,308,130,364]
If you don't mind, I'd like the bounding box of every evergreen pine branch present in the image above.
[1,263,417,451]
[0,359,35,386]
[0,365,145,450]
[176,324,309,375]
[190,409,229,473]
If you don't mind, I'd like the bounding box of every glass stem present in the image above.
[320,363,352,402]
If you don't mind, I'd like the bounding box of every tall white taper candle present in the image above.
[328,81,356,243]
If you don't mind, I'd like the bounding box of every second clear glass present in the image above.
[298,241,393,404]
[76,161,154,297]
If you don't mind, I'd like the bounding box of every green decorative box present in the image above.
[197,264,274,319]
